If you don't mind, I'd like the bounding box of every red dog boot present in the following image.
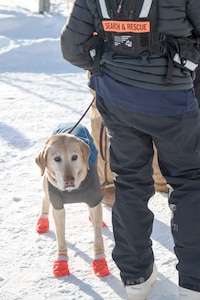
[88,216,107,227]
[53,254,70,277]
[36,214,49,233]
[92,257,110,277]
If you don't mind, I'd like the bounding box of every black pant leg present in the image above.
[96,95,155,284]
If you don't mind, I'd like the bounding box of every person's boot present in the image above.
[125,264,158,300]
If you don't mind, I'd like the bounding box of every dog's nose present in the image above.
[64,176,75,187]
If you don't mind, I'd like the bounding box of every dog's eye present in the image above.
[71,154,78,161]
[54,156,61,162]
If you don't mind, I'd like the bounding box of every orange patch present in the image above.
[102,20,150,33]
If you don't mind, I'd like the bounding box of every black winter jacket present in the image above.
[61,0,200,90]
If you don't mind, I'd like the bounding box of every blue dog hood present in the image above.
[52,122,98,167]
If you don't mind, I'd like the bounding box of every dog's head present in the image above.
[35,133,91,191]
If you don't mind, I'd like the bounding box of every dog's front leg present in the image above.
[88,203,110,277]
[52,207,67,255]
[36,176,50,233]
[52,207,70,277]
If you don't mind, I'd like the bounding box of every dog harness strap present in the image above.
[94,252,106,260]
[40,213,48,218]
[57,255,68,261]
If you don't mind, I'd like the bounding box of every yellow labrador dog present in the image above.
[35,122,109,277]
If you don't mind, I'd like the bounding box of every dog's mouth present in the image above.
[64,183,75,192]
[64,186,75,192]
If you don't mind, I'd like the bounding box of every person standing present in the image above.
[60,1,200,299]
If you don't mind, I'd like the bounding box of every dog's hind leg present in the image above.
[52,207,69,277]
[88,203,110,277]
[36,176,50,233]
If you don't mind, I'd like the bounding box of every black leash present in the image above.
[68,97,95,134]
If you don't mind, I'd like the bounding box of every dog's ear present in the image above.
[35,139,50,176]
[81,142,91,170]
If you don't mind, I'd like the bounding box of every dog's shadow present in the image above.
[38,201,177,300]
[56,272,126,300]
[43,215,114,266]
[42,225,126,299]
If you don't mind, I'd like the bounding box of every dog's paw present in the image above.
[53,260,70,277]
[92,258,110,277]
[88,216,107,227]
[36,217,49,233]
[102,221,107,227]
